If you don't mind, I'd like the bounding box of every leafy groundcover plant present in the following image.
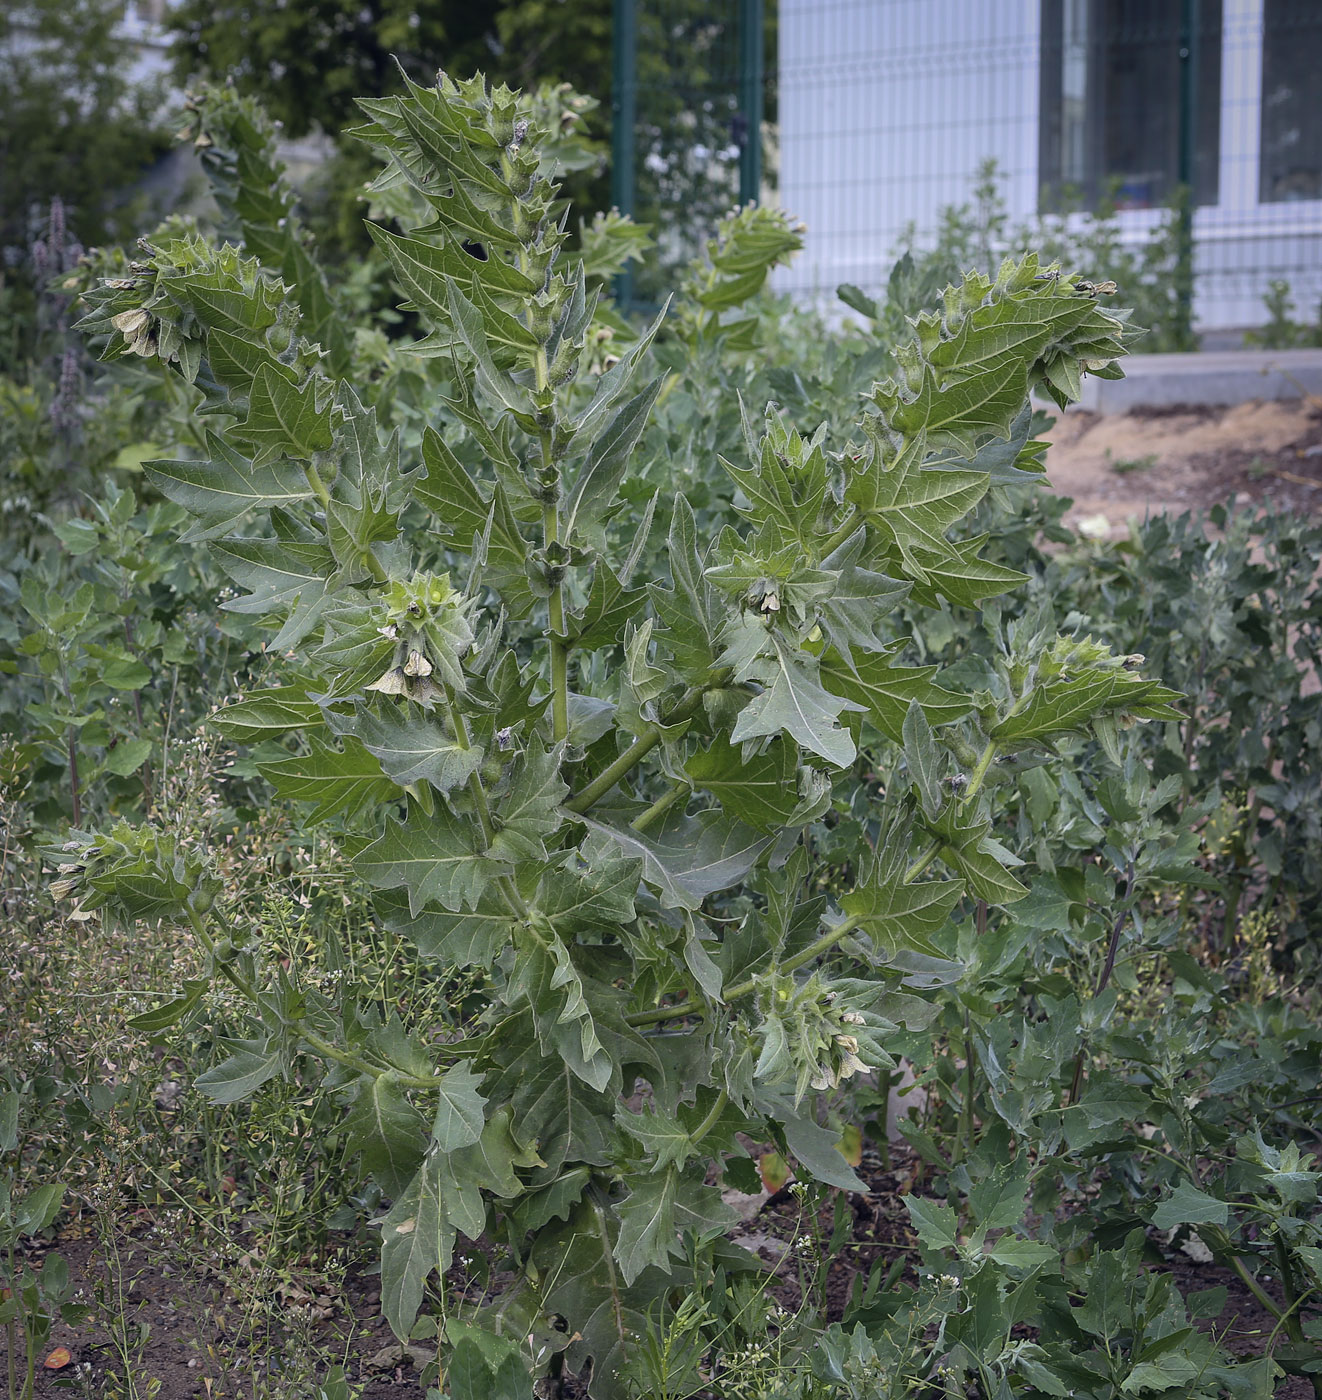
[55,70,1198,1397]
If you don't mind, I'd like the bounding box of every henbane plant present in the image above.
[59,69,1180,1397]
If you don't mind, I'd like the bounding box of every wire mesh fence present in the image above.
[614,0,1322,342]
[610,0,774,307]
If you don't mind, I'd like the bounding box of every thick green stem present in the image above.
[442,689,530,916]
[304,460,386,581]
[567,728,661,813]
[690,1090,729,1146]
[630,780,689,833]
[624,998,704,1029]
[566,683,711,814]
[184,907,452,1090]
[624,916,866,1028]
[901,741,997,888]
[819,509,861,557]
[1067,860,1136,1106]
[1228,1253,1287,1327]
[962,1008,977,1162]
[963,738,998,802]
[444,684,496,850]
[724,915,864,1002]
[904,840,941,884]
[302,462,331,510]
[1274,1232,1308,1345]
[544,495,570,743]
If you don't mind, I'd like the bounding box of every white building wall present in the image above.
[776,0,1043,306]
[776,0,1322,335]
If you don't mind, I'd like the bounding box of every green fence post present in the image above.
[611,0,637,309]
[737,0,763,206]
[1175,0,1199,349]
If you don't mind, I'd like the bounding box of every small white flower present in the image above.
[366,667,409,696]
[1181,1231,1214,1264]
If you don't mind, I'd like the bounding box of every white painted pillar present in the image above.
[1218,0,1264,213]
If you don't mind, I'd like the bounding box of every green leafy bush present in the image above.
[47,65,1251,1399]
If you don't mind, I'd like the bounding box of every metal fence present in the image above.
[610,0,773,307]
[613,0,1322,342]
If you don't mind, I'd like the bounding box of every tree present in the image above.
[167,0,613,143]
[0,0,170,255]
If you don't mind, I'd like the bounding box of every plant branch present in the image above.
[444,684,496,850]
[184,907,454,1090]
[565,683,712,814]
[904,840,941,884]
[624,915,866,1029]
[624,997,704,1029]
[630,779,689,833]
[543,493,570,744]
[1067,858,1136,1106]
[724,915,864,1002]
[819,509,861,557]
[963,738,999,802]
[690,1090,729,1146]
[1227,1253,1288,1327]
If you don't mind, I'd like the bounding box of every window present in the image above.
[1260,0,1322,202]
[1039,0,1222,210]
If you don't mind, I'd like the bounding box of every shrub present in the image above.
[41,70,1314,1400]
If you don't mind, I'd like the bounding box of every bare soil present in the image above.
[10,1144,1311,1398]
[9,398,1320,1398]
[1042,398,1322,534]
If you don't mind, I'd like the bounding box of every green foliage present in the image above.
[1244,278,1322,349]
[1049,507,1322,952]
[867,160,1200,354]
[51,60,1263,1399]
[0,49,1308,1400]
[1,1083,90,1400]
[0,1,171,359]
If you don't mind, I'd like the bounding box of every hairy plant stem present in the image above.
[1274,1232,1309,1348]
[302,461,330,509]
[904,840,941,884]
[543,494,569,744]
[185,907,453,1090]
[565,682,714,814]
[689,1090,729,1146]
[960,900,987,1160]
[819,509,861,557]
[447,693,528,919]
[533,314,569,744]
[1067,858,1136,1106]
[624,997,704,1029]
[1227,1252,1289,1328]
[903,744,1001,887]
[964,738,998,801]
[627,914,868,1028]
[303,460,387,582]
[444,684,495,849]
[630,780,689,833]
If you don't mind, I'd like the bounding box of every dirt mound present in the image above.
[1042,398,1322,535]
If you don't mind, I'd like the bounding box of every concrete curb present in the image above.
[1073,349,1322,413]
